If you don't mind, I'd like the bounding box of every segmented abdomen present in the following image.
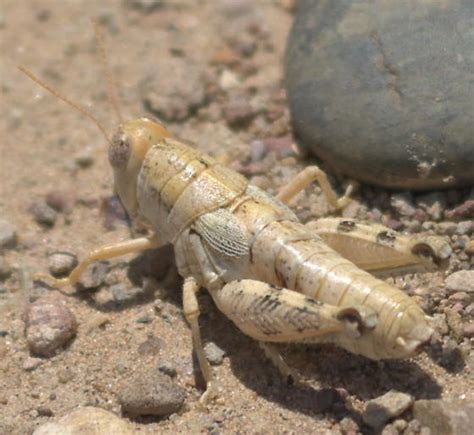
[248,218,429,358]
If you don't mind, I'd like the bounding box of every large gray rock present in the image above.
[285,0,474,190]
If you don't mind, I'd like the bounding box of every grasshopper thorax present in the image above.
[110,117,172,219]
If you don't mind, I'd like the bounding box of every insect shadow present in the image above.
[193,298,443,420]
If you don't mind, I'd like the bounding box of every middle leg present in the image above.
[276,165,357,209]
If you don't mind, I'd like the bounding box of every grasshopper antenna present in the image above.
[18,66,112,146]
[92,19,123,124]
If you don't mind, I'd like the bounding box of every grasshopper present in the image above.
[21,24,451,405]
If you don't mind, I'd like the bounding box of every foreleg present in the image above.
[36,235,161,289]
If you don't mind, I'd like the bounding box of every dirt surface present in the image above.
[0,1,473,434]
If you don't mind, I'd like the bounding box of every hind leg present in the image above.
[306,218,451,276]
[210,279,377,378]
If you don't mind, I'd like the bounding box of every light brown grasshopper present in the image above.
[20,25,450,405]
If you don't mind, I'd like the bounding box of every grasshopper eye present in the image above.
[109,131,131,168]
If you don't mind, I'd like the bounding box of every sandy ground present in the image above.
[0,1,472,434]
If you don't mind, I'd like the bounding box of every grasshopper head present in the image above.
[109,117,172,219]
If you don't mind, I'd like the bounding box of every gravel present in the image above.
[390,193,416,217]
[463,321,474,338]
[73,149,94,168]
[45,189,74,214]
[445,270,474,293]
[118,368,186,417]
[23,297,77,357]
[456,220,473,235]
[158,361,177,378]
[22,356,44,371]
[33,407,134,435]
[124,0,163,13]
[48,251,78,277]
[204,341,226,365]
[413,399,474,435]
[416,192,446,221]
[78,262,109,290]
[362,391,414,428]
[223,93,257,127]
[0,219,17,249]
[30,200,58,227]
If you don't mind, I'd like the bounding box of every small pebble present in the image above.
[136,314,153,324]
[392,419,408,431]
[37,406,53,417]
[79,262,109,289]
[339,416,359,433]
[45,190,74,214]
[22,356,44,371]
[390,193,416,217]
[211,47,240,66]
[448,291,471,304]
[30,201,57,227]
[381,425,398,435]
[416,192,446,221]
[158,361,177,378]
[445,199,474,220]
[0,219,17,249]
[0,256,12,280]
[465,240,474,255]
[124,0,163,12]
[219,69,240,90]
[404,419,421,435]
[363,391,414,428]
[445,270,474,293]
[456,220,473,235]
[435,222,457,236]
[463,321,474,338]
[431,313,448,336]
[250,139,267,162]
[24,297,77,357]
[444,308,464,341]
[137,334,163,356]
[118,367,186,417]
[33,406,134,435]
[204,341,226,365]
[74,150,94,168]
[223,93,256,127]
[48,251,78,277]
